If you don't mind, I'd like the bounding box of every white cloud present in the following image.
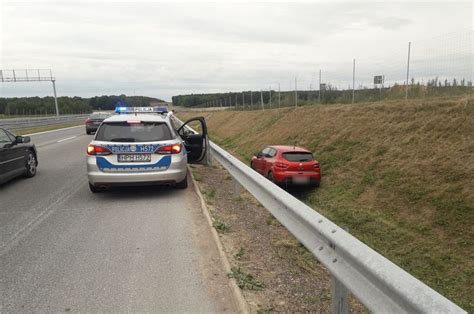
[1,1,472,100]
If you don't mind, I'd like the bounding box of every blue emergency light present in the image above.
[115,106,169,114]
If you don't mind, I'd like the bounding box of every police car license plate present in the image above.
[118,154,151,162]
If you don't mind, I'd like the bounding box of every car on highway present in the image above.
[85,112,111,134]
[86,106,208,192]
[250,145,321,187]
[0,127,38,185]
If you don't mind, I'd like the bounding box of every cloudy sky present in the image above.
[0,0,472,101]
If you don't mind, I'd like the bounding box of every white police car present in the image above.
[86,107,208,193]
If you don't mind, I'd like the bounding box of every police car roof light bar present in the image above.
[115,106,168,114]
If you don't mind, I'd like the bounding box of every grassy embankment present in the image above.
[179,96,474,311]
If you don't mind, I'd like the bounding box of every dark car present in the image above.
[251,145,321,187]
[0,127,38,185]
[85,112,110,134]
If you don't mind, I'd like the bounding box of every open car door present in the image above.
[177,117,209,164]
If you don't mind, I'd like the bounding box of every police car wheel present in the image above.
[89,183,101,193]
[175,175,188,189]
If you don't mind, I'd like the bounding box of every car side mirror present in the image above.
[184,129,194,136]
[256,152,262,158]
[15,136,30,144]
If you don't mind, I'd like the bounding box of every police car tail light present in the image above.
[85,118,92,124]
[87,144,112,156]
[155,144,182,154]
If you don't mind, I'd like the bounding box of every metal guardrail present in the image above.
[0,114,88,131]
[173,116,465,313]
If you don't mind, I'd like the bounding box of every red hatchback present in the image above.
[250,145,321,187]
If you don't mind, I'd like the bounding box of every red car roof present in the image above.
[270,145,312,153]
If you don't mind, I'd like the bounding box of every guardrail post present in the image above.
[331,275,349,314]
[233,177,242,195]
[205,137,212,166]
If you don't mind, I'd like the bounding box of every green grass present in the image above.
[212,219,230,233]
[177,97,474,311]
[14,122,83,135]
[228,267,265,290]
[234,247,245,260]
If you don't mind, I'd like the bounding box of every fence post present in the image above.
[295,77,298,107]
[405,41,411,100]
[331,276,349,314]
[319,69,322,103]
[269,87,272,108]
[352,59,356,104]
[278,83,281,109]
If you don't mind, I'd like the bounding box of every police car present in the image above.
[86,106,208,193]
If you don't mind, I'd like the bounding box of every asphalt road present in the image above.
[0,126,239,312]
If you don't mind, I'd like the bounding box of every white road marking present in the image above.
[24,125,83,136]
[57,136,77,143]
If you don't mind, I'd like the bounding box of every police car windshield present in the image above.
[96,122,173,142]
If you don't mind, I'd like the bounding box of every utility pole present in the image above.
[405,41,411,100]
[295,77,298,107]
[251,90,253,107]
[278,83,281,109]
[352,59,356,104]
[318,69,321,103]
[260,89,264,110]
[269,87,272,108]
[52,78,59,117]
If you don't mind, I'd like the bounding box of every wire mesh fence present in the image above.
[176,29,472,110]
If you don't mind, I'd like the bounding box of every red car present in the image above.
[250,145,321,187]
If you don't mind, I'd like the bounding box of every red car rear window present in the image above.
[282,152,313,162]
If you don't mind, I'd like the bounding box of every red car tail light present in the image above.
[314,162,320,169]
[85,118,92,124]
[155,143,182,154]
[87,144,112,156]
[275,162,289,169]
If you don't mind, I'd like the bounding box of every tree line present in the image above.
[0,95,165,116]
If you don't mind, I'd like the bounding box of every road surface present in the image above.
[0,126,239,312]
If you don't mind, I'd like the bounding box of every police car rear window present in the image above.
[95,122,173,142]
